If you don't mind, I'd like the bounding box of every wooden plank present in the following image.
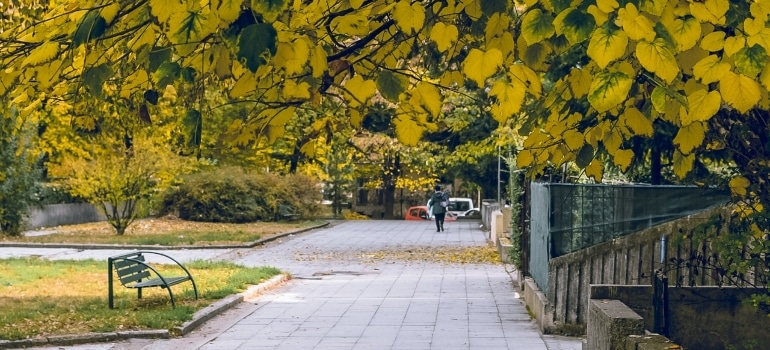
[567,262,581,324]
[603,250,616,284]
[554,264,569,324]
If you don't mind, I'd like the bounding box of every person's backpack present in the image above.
[432,191,448,208]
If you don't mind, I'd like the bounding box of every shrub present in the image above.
[160,167,321,222]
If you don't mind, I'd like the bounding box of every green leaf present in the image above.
[481,0,508,16]
[237,23,278,73]
[154,61,181,88]
[183,109,202,150]
[560,9,595,45]
[250,0,288,23]
[587,69,633,112]
[181,67,197,83]
[521,9,555,45]
[82,64,113,98]
[575,144,594,168]
[376,70,407,103]
[734,44,767,77]
[148,47,172,72]
[72,10,107,47]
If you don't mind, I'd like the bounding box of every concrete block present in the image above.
[626,334,681,350]
[588,299,644,350]
[522,277,555,332]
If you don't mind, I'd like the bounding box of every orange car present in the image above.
[404,206,457,221]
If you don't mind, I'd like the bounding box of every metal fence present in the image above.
[529,182,730,294]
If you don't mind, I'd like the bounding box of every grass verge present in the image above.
[2,218,323,246]
[0,257,283,340]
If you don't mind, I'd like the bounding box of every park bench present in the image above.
[277,204,300,220]
[107,251,198,309]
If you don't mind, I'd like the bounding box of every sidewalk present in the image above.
[2,220,584,350]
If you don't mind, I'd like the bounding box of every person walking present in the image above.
[428,185,447,232]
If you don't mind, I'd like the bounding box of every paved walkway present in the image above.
[1,219,583,350]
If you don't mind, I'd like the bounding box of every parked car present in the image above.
[460,208,481,219]
[447,197,475,217]
[404,206,457,221]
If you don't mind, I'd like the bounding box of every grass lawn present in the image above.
[0,218,319,341]
[1,217,324,246]
[0,257,283,341]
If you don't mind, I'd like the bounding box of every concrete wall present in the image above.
[590,285,770,350]
[25,203,106,229]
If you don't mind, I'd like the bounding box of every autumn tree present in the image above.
[0,108,40,236]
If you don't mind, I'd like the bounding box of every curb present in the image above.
[0,274,290,349]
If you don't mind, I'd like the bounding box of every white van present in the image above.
[447,197,474,216]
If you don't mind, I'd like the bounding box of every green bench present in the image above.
[277,204,300,220]
[108,251,198,309]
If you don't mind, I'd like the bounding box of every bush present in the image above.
[160,167,321,222]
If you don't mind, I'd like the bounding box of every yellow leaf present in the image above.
[596,0,619,13]
[99,3,121,23]
[700,31,726,52]
[394,114,423,146]
[411,82,442,116]
[587,5,608,26]
[751,0,770,20]
[673,151,694,179]
[585,160,603,182]
[620,107,653,137]
[689,0,728,25]
[345,75,376,107]
[330,13,370,36]
[430,22,459,52]
[748,28,770,52]
[563,130,584,151]
[213,0,242,25]
[641,0,668,16]
[568,67,592,98]
[393,0,425,34]
[300,139,317,158]
[618,3,655,41]
[673,121,705,154]
[588,69,633,113]
[636,39,679,83]
[310,43,327,79]
[729,176,750,197]
[668,17,701,52]
[521,9,556,45]
[614,149,634,172]
[517,149,534,168]
[350,109,363,128]
[509,63,542,97]
[488,32,515,60]
[760,64,770,90]
[275,39,310,76]
[282,80,311,100]
[22,41,60,66]
[489,82,525,123]
[682,89,721,125]
[692,55,731,84]
[587,27,629,69]
[150,0,180,24]
[724,35,745,57]
[230,73,257,98]
[720,71,761,113]
[462,48,502,87]
[604,129,624,154]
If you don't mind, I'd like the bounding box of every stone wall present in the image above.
[590,285,770,350]
[25,203,106,229]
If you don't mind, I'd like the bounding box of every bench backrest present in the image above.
[112,253,152,286]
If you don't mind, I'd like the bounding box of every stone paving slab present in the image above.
[1,219,584,349]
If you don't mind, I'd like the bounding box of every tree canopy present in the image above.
[2,0,770,211]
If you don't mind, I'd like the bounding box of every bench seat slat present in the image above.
[131,276,192,289]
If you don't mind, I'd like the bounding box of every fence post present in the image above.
[653,269,669,336]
